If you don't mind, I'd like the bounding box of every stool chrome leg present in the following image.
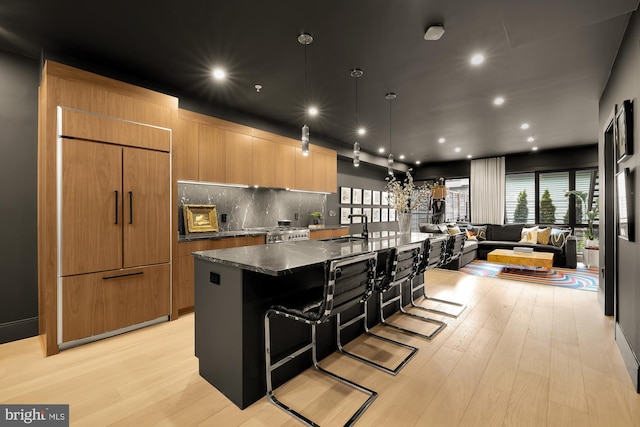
[336,300,418,375]
[379,286,446,340]
[265,310,378,427]
[409,276,466,318]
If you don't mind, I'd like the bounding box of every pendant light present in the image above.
[385,92,397,175]
[350,68,363,167]
[298,33,313,156]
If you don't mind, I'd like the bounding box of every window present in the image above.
[538,172,569,224]
[505,173,535,224]
[445,178,469,222]
[574,170,598,225]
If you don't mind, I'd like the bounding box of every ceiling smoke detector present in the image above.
[424,25,445,41]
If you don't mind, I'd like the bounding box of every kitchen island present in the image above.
[192,231,442,409]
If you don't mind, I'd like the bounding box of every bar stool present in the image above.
[336,278,418,375]
[377,242,447,340]
[408,233,467,318]
[264,252,379,427]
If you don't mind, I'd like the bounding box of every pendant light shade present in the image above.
[299,33,313,156]
[351,68,363,167]
[386,92,397,175]
[301,124,309,155]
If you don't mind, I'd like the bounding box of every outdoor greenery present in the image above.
[539,189,556,223]
[565,190,599,240]
[514,190,529,222]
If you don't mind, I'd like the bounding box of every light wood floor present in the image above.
[2,268,639,426]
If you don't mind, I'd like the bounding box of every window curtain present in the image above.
[471,157,505,225]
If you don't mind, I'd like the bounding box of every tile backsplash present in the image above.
[178,181,327,234]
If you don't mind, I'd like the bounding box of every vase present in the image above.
[397,211,412,235]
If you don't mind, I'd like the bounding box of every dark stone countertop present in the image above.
[192,231,445,276]
[178,225,349,242]
[178,230,267,242]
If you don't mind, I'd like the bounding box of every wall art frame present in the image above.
[615,99,633,163]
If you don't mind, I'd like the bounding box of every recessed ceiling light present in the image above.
[399,154,405,160]
[438,137,446,143]
[520,123,530,130]
[532,146,538,151]
[308,106,319,116]
[493,97,505,106]
[454,147,461,153]
[527,136,535,142]
[378,147,385,153]
[470,53,485,65]
[212,68,226,80]
[416,160,421,165]
[357,127,366,135]
[467,154,472,159]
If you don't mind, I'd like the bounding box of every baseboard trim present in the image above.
[0,317,38,344]
[615,322,640,393]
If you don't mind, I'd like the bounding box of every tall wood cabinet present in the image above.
[56,114,172,347]
[38,61,177,355]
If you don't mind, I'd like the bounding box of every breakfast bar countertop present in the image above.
[192,231,441,276]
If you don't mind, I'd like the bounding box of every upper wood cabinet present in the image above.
[312,152,327,192]
[174,117,198,181]
[224,130,253,185]
[275,143,296,189]
[198,124,226,183]
[252,137,276,187]
[325,151,337,193]
[174,108,337,192]
[295,147,314,191]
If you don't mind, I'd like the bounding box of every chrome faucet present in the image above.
[348,214,369,242]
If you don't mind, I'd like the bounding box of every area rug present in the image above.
[459,260,599,292]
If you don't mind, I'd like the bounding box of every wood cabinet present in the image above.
[174,117,198,181]
[312,152,327,192]
[61,264,170,342]
[224,130,253,185]
[175,236,265,314]
[275,143,296,189]
[295,147,314,191]
[198,123,225,183]
[39,61,178,356]
[174,109,337,192]
[60,138,170,276]
[252,137,276,187]
[309,228,349,240]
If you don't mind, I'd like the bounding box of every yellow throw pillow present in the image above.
[448,226,461,235]
[537,227,551,245]
[519,226,538,243]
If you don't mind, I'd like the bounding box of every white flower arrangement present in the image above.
[385,170,432,213]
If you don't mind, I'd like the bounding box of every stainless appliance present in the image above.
[245,226,310,244]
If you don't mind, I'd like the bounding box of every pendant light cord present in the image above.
[304,42,307,124]
[389,96,392,154]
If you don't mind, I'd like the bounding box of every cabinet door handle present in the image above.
[102,271,144,280]
[129,191,133,224]
[114,190,119,224]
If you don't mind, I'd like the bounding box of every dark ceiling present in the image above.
[0,0,637,164]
